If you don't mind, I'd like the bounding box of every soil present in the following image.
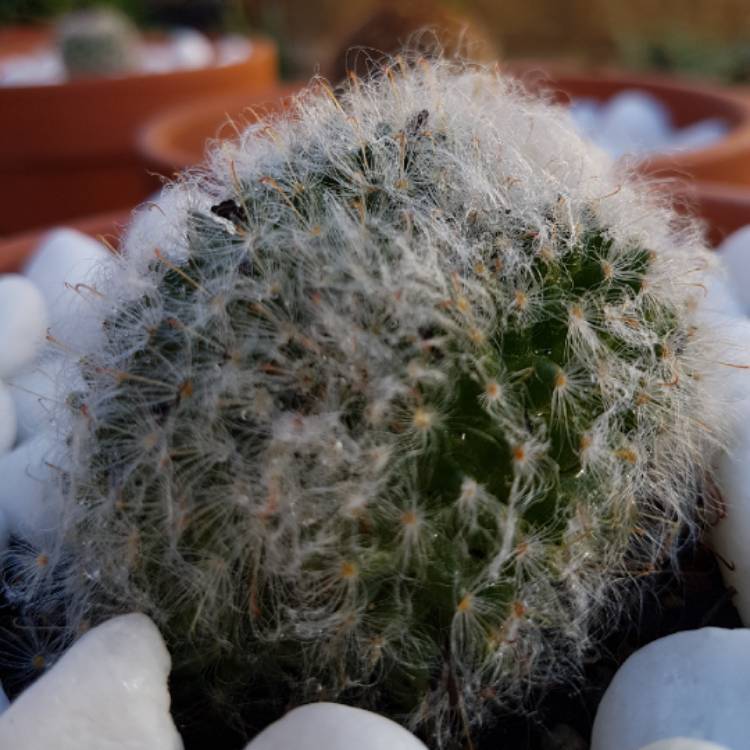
[0,534,739,750]
[478,538,741,750]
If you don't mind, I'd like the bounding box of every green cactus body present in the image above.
[17,60,723,745]
[57,7,139,78]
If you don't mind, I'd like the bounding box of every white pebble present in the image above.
[591,627,750,750]
[639,740,730,750]
[716,225,750,316]
[216,35,252,66]
[568,97,601,140]
[570,90,726,159]
[23,228,113,351]
[0,51,65,86]
[169,29,215,69]
[0,509,10,557]
[596,90,672,157]
[138,42,177,74]
[0,381,17,455]
[713,398,750,624]
[6,359,77,444]
[6,369,50,444]
[666,119,730,152]
[701,265,745,322]
[245,703,428,750]
[0,433,61,544]
[692,310,750,408]
[0,614,184,750]
[0,275,48,381]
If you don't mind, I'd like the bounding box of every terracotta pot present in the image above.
[504,61,750,186]
[137,83,304,176]
[0,26,49,56]
[672,180,750,247]
[0,208,129,275]
[0,28,278,235]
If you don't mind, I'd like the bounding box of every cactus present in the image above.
[57,7,139,78]
[16,59,725,746]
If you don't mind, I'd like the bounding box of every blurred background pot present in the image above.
[505,62,750,185]
[138,82,303,176]
[0,208,127,274]
[0,27,278,235]
[671,179,750,245]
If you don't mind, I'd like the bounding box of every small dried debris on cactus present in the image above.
[12,56,728,747]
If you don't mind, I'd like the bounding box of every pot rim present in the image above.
[137,81,306,175]
[0,208,129,275]
[0,30,277,95]
[504,61,750,177]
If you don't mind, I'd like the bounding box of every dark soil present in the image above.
[0,536,739,750]
[477,538,741,750]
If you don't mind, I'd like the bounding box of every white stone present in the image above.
[667,119,729,152]
[0,275,48,380]
[245,703,428,750]
[138,42,177,74]
[569,91,726,160]
[591,627,750,750]
[713,398,750,623]
[701,265,745,322]
[639,740,730,750]
[596,89,672,157]
[216,35,253,66]
[6,358,77,444]
[0,433,61,543]
[6,367,52,444]
[716,225,750,316]
[169,29,215,69]
[0,51,65,86]
[695,294,749,408]
[23,228,114,351]
[0,613,183,750]
[0,509,10,557]
[707,263,750,623]
[568,97,602,141]
[0,380,17,455]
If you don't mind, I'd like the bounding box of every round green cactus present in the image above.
[57,7,139,78]
[17,59,724,746]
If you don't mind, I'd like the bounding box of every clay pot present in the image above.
[0,208,128,274]
[505,62,750,186]
[137,83,304,176]
[0,28,278,235]
[673,179,750,247]
[0,26,49,56]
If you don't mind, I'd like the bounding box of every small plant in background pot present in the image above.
[11,55,729,748]
[56,7,140,78]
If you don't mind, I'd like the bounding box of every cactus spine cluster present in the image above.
[57,7,139,78]
[16,58,724,746]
